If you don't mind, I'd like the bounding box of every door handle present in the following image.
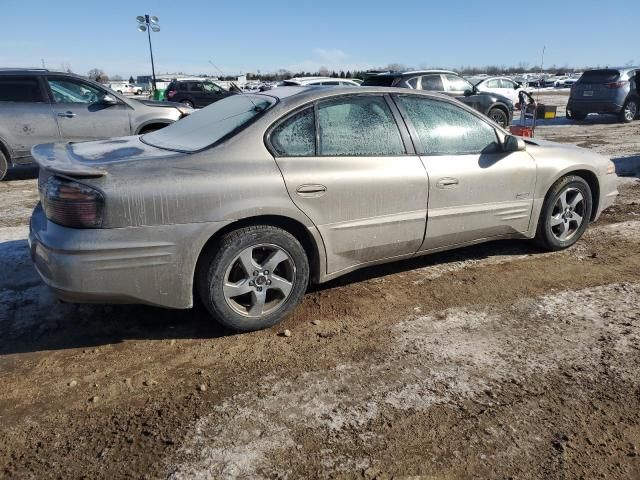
[436,177,459,189]
[56,111,76,118]
[296,184,327,197]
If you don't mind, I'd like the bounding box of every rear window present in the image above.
[361,76,395,87]
[142,94,276,152]
[0,76,44,102]
[578,69,620,84]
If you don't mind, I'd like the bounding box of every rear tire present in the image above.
[0,151,8,181]
[566,108,587,121]
[535,175,592,251]
[488,107,508,127]
[619,99,638,123]
[196,225,309,332]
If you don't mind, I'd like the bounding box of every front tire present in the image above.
[180,100,194,108]
[488,107,508,127]
[619,99,638,123]
[535,175,592,251]
[0,151,8,181]
[196,225,309,332]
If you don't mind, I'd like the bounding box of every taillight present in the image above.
[166,89,176,99]
[605,80,628,89]
[43,176,104,228]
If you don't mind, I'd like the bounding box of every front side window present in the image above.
[0,76,44,102]
[420,75,444,91]
[203,82,223,93]
[48,78,103,104]
[270,107,315,156]
[317,96,404,156]
[397,96,499,155]
[444,74,473,93]
[500,79,516,89]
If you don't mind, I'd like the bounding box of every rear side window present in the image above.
[0,76,44,102]
[317,96,404,156]
[397,96,499,155]
[420,75,444,91]
[270,107,315,156]
[578,69,620,83]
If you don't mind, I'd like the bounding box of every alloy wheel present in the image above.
[223,243,296,318]
[549,187,585,242]
[624,101,637,122]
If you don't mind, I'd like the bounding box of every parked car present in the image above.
[567,67,640,123]
[473,76,525,104]
[281,77,361,87]
[29,86,618,332]
[164,79,236,108]
[0,69,192,180]
[108,83,141,95]
[362,70,513,127]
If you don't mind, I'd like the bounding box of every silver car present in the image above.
[29,87,619,331]
[0,69,192,180]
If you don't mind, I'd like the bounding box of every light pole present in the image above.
[136,15,160,96]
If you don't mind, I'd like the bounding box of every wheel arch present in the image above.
[194,214,324,293]
[545,169,600,222]
[135,120,172,135]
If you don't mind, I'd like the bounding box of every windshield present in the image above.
[142,94,276,152]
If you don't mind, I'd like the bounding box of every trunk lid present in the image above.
[571,69,621,100]
[31,136,180,177]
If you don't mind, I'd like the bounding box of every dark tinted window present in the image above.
[270,107,315,156]
[0,76,43,102]
[318,96,404,156]
[361,76,395,87]
[189,82,204,92]
[578,69,620,83]
[420,74,444,91]
[397,96,499,155]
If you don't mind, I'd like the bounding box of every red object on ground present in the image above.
[509,125,534,137]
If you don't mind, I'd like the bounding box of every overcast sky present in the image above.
[1,0,637,77]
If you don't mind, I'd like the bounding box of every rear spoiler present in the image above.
[31,143,107,177]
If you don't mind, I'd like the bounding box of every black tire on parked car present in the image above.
[619,99,638,123]
[196,225,310,332]
[566,108,587,121]
[0,150,8,181]
[487,107,508,127]
[535,175,592,251]
[180,100,194,108]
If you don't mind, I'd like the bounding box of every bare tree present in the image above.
[87,68,109,83]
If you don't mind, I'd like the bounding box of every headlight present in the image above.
[606,160,616,175]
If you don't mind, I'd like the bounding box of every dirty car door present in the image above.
[394,95,536,250]
[270,95,428,275]
[46,76,132,142]
[0,75,59,165]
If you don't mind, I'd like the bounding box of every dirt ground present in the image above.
[1,93,640,479]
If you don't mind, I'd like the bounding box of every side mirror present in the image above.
[463,89,474,97]
[100,94,118,105]
[503,134,526,152]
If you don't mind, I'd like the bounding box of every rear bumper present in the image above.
[29,203,231,309]
[567,99,624,114]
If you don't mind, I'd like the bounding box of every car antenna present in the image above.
[207,60,260,110]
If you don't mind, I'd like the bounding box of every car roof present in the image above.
[369,69,458,79]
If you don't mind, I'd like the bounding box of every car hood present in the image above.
[524,137,611,174]
[132,99,183,108]
[31,136,183,177]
